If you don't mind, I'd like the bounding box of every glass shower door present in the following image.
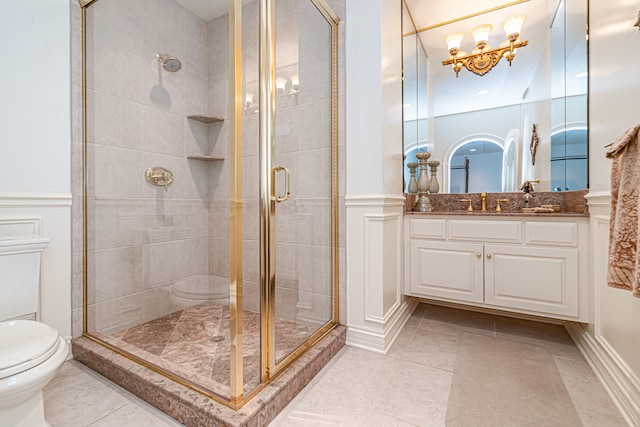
[271,0,338,372]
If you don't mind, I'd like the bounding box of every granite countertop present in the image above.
[405,210,590,218]
[404,190,590,218]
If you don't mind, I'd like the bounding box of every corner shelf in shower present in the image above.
[187,115,224,124]
[187,156,225,161]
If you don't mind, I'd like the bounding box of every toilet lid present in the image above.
[0,320,60,378]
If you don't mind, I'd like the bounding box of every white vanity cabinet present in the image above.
[404,215,589,322]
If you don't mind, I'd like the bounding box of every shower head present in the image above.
[155,53,182,72]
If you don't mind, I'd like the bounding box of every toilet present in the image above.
[0,235,68,427]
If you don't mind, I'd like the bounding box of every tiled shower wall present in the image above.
[83,0,212,333]
[71,0,347,337]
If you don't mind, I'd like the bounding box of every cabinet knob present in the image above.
[476,253,482,259]
[486,254,492,259]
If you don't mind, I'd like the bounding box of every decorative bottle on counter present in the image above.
[407,162,419,193]
[414,151,433,212]
[428,160,440,194]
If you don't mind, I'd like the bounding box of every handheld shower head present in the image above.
[155,53,182,72]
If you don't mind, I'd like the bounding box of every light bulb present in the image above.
[275,76,287,92]
[471,24,493,49]
[290,75,299,90]
[445,32,464,55]
[503,16,525,39]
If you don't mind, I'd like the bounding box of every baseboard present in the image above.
[346,298,418,354]
[64,336,74,361]
[565,322,640,426]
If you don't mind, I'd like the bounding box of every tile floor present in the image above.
[95,301,314,396]
[43,303,628,426]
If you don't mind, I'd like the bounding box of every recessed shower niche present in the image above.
[74,0,343,422]
[186,115,225,161]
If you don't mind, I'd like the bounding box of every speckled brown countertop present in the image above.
[404,190,590,218]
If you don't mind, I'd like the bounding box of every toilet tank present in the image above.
[0,235,50,322]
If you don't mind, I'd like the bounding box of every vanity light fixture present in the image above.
[442,16,528,77]
[275,74,300,102]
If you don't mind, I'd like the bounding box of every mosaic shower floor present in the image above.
[93,301,315,397]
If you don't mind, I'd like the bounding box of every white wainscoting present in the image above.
[345,194,417,353]
[566,191,640,426]
[0,193,72,342]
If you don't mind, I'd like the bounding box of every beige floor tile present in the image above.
[388,326,458,372]
[360,411,422,426]
[404,313,422,328]
[375,360,452,426]
[270,409,363,426]
[494,316,584,360]
[554,356,628,427]
[419,304,496,337]
[89,402,183,427]
[446,332,582,427]
[275,347,394,416]
[43,361,132,427]
[41,304,628,427]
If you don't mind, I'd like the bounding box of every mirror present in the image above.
[402,0,588,194]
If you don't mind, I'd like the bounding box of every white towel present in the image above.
[606,124,640,297]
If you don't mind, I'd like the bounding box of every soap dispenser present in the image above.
[520,179,539,208]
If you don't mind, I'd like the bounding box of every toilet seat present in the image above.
[0,321,60,379]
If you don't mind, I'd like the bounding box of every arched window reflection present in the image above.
[550,128,587,191]
[449,140,503,193]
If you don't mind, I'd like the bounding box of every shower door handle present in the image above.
[273,165,290,203]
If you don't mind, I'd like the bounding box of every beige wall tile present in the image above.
[142,107,185,157]
[296,99,331,151]
[88,197,143,250]
[210,237,230,278]
[88,246,144,305]
[142,285,184,322]
[208,199,229,238]
[183,237,209,278]
[92,92,142,150]
[295,289,332,326]
[298,49,332,105]
[143,240,185,288]
[88,0,143,56]
[91,41,146,104]
[141,0,185,67]
[185,119,210,157]
[90,144,144,198]
[93,292,145,332]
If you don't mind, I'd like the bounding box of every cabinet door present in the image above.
[484,244,579,317]
[410,240,484,303]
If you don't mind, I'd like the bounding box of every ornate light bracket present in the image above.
[442,39,529,77]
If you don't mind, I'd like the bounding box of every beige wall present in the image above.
[585,0,640,422]
[0,0,72,340]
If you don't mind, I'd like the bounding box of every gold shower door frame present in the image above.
[80,0,340,410]
[257,0,341,384]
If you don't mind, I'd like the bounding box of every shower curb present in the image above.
[72,326,346,427]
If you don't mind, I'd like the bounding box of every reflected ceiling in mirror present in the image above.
[404,0,558,117]
[402,0,588,193]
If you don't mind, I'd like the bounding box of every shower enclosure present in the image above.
[80,0,339,408]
